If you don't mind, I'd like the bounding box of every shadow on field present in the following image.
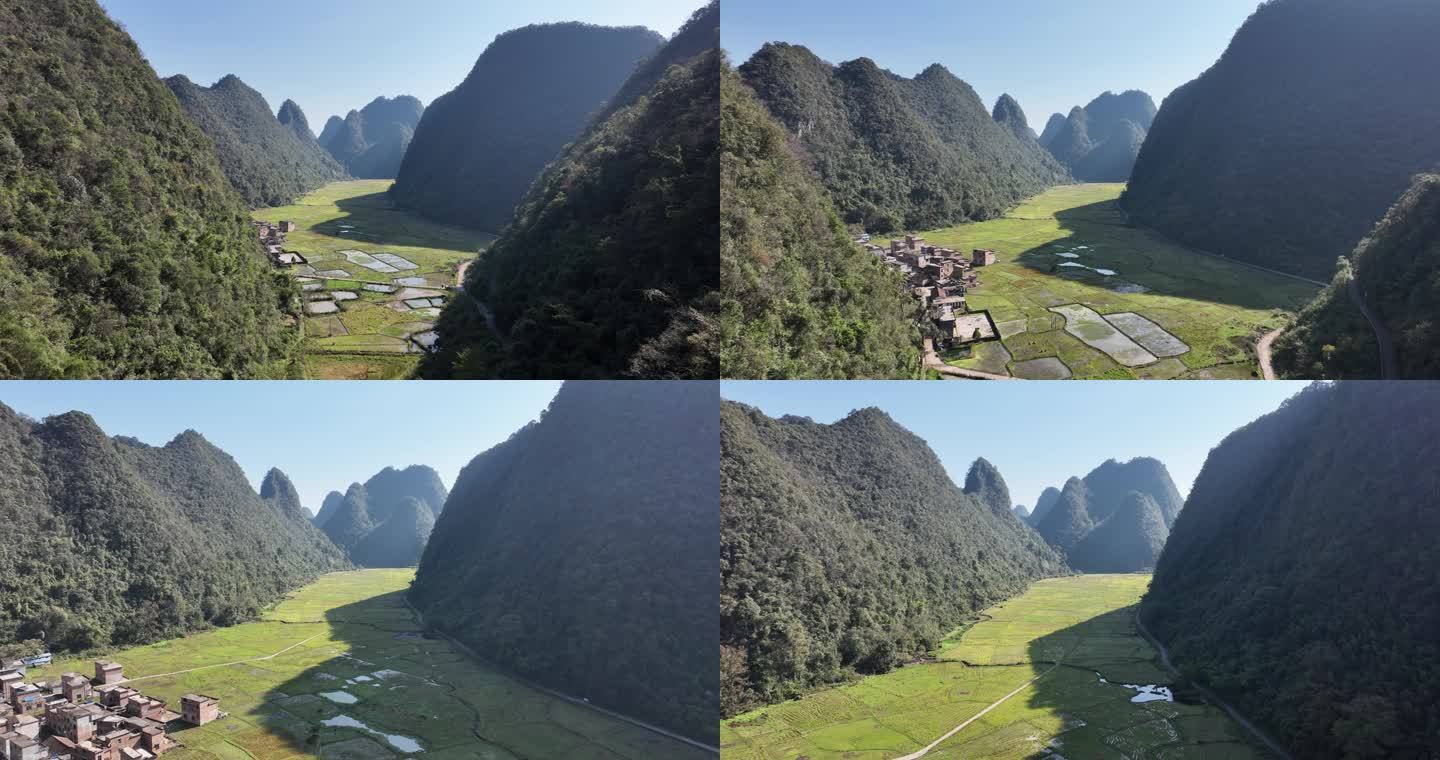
[254,589,525,759]
[1020,605,1272,758]
[1011,198,1310,312]
[309,192,496,253]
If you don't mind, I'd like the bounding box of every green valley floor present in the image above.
[921,185,1320,379]
[721,575,1271,759]
[30,570,708,760]
[257,181,494,379]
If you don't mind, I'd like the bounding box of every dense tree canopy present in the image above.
[737,43,1069,233]
[1031,457,1181,572]
[313,465,447,568]
[720,402,1067,715]
[410,381,718,745]
[1122,0,1440,279]
[390,22,664,231]
[720,61,920,379]
[166,75,348,207]
[418,4,719,379]
[0,0,294,378]
[318,96,424,179]
[0,404,347,654]
[1143,383,1440,759]
[1274,173,1440,378]
[1037,113,1067,147]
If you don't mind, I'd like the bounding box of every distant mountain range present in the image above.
[1122,0,1440,279]
[167,74,348,207]
[0,403,346,653]
[312,465,448,568]
[1029,457,1182,572]
[318,96,424,179]
[1041,90,1156,182]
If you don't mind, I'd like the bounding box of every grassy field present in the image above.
[920,185,1320,379]
[31,570,707,760]
[721,575,1270,759]
[255,181,493,380]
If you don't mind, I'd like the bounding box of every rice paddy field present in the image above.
[925,185,1320,379]
[30,570,706,760]
[255,181,494,379]
[720,575,1270,759]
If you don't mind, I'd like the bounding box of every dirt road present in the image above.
[1256,328,1282,380]
[1348,278,1398,379]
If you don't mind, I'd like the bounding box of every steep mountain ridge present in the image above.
[313,465,447,567]
[1032,457,1181,571]
[319,95,424,179]
[1045,90,1156,182]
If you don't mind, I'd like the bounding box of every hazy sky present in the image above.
[97,0,696,135]
[721,381,1311,507]
[0,381,562,513]
[722,0,1263,127]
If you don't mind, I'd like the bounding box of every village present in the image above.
[255,220,305,268]
[1,658,220,760]
[859,233,1002,349]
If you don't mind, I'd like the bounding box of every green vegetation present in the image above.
[1121,0,1440,279]
[314,465,448,568]
[0,401,346,654]
[318,96,424,180]
[390,22,664,231]
[419,5,719,379]
[720,61,920,379]
[28,570,708,759]
[720,402,1067,715]
[914,184,1318,379]
[0,0,292,378]
[166,75,348,208]
[737,43,1068,233]
[1143,382,1440,759]
[412,381,718,745]
[723,575,1267,759]
[1031,458,1183,573]
[253,180,492,379]
[1044,91,1156,182]
[1274,172,1440,378]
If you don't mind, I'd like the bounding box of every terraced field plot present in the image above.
[721,575,1269,759]
[31,570,704,760]
[916,184,1320,379]
[255,181,494,379]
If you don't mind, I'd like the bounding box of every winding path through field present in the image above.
[1347,278,1398,379]
[890,660,1062,760]
[1134,612,1293,759]
[117,630,326,684]
[1256,328,1282,380]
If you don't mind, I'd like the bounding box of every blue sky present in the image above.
[98,0,697,135]
[723,0,1263,128]
[0,381,561,513]
[721,381,1311,507]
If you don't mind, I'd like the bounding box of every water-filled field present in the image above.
[917,184,1319,379]
[30,570,704,760]
[721,575,1269,759]
[255,181,494,379]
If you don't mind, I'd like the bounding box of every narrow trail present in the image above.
[117,630,325,684]
[454,259,501,338]
[1134,612,1293,760]
[1256,328,1282,380]
[921,339,1019,381]
[1348,278,1398,379]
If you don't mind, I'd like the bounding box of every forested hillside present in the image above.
[1143,383,1440,758]
[166,75,348,207]
[0,403,347,654]
[1038,113,1067,147]
[318,96,424,179]
[720,402,1067,714]
[1122,0,1440,279]
[1031,457,1181,572]
[390,22,663,231]
[417,4,719,379]
[720,61,919,378]
[1044,91,1155,182]
[312,465,447,567]
[1274,172,1440,378]
[410,381,718,745]
[0,0,293,379]
[737,43,1069,233]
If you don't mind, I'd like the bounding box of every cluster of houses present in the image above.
[255,220,307,268]
[1,659,220,760]
[859,234,1001,347]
